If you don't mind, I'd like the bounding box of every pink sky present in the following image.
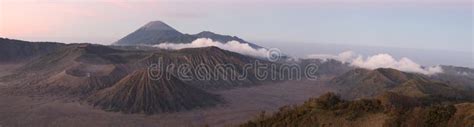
[0,0,471,43]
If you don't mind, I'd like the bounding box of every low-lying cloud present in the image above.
[306,51,354,63]
[154,38,270,58]
[307,51,443,75]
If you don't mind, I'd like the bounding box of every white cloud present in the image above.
[306,51,355,63]
[457,71,470,76]
[351,54,443,75]
[307,51,443,75]
[154,38,270,58]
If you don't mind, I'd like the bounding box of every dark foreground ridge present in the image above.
[241,92,474,127]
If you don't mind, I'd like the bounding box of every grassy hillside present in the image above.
[241,92,474,127]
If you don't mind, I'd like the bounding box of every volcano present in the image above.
[114,21,263,48]
[88,69,222,114]
[115,21,194,45]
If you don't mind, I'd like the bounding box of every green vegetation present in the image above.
[423,105,456,127]
[241,93,383,127]
[241,92,464,127]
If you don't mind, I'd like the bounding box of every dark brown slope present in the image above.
[3,44,276,97]
[17,44,125,73]
[0,38,64,63]
[88,69,222,114]
[139,46,282,90]
[3,44,132,97]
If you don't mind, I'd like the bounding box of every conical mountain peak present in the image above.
[114,21,263,49]
[141,20,177,31]
[87,69,222,114]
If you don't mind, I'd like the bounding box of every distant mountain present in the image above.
[431,65,474,92]
[298,58,353,77]
[330,68,472,101]
[115,21,195,46]
[114,21,263,48]
[194,31,262,48]
[440,65,474,75]
[88,69,222,114]
[0,38,65,63]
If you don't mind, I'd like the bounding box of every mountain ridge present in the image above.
[140,21,178,31]
[331,68,472,101]
[114,21,263,48]
[0,38,65,63]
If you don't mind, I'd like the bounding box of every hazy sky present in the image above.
[0,0,472,53]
